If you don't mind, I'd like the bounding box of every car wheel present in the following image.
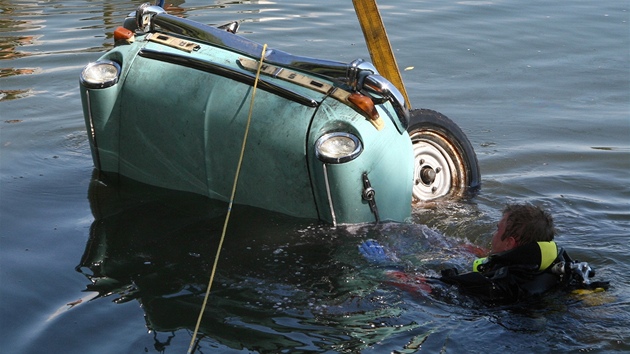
[407,108,480,202]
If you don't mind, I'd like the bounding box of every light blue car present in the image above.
[79,2,480,225]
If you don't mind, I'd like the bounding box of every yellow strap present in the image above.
[472,257,487,272]
[187,44,269,354]
[537,241,558,271]
[352,0,411,109]
[473,242,558,273]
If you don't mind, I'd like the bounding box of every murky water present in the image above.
[1,0,629,353]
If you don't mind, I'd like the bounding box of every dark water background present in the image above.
[1,0,629,353]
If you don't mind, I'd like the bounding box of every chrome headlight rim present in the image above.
[80,60,121,89]
[315,132,363,164]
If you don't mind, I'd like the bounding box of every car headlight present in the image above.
[80,60,121,89]
[315,132,363,164]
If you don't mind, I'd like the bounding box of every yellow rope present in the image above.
[187,43,268,354]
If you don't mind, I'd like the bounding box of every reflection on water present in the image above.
[0,1,146,102]
[0,2,39,100]
[76,173,438,351]
[74,172,625,353]
[78,172,347,351]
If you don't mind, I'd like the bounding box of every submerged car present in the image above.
[79,2,480,225]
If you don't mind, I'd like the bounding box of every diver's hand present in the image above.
[358,239,394,264]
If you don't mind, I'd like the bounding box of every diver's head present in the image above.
[491,204,555,253]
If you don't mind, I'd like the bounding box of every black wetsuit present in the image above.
[439,241,608,304]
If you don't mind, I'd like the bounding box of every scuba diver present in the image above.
[359,204,610,304]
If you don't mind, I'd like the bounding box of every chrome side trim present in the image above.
[84,90,102,171]
[138,49,318,107]
[322,164,337,226]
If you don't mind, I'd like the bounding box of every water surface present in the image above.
[1,0,629,353]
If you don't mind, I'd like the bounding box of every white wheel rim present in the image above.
[411,140,453,201]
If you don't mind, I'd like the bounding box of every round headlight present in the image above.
[315,132,363,164]
[80,60,121,89]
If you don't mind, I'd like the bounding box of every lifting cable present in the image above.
[187,43,269,354]
[352,0,411,109]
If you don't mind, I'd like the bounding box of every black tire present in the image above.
[407,108,480,202]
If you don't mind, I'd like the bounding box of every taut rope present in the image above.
[187,44,268,354]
